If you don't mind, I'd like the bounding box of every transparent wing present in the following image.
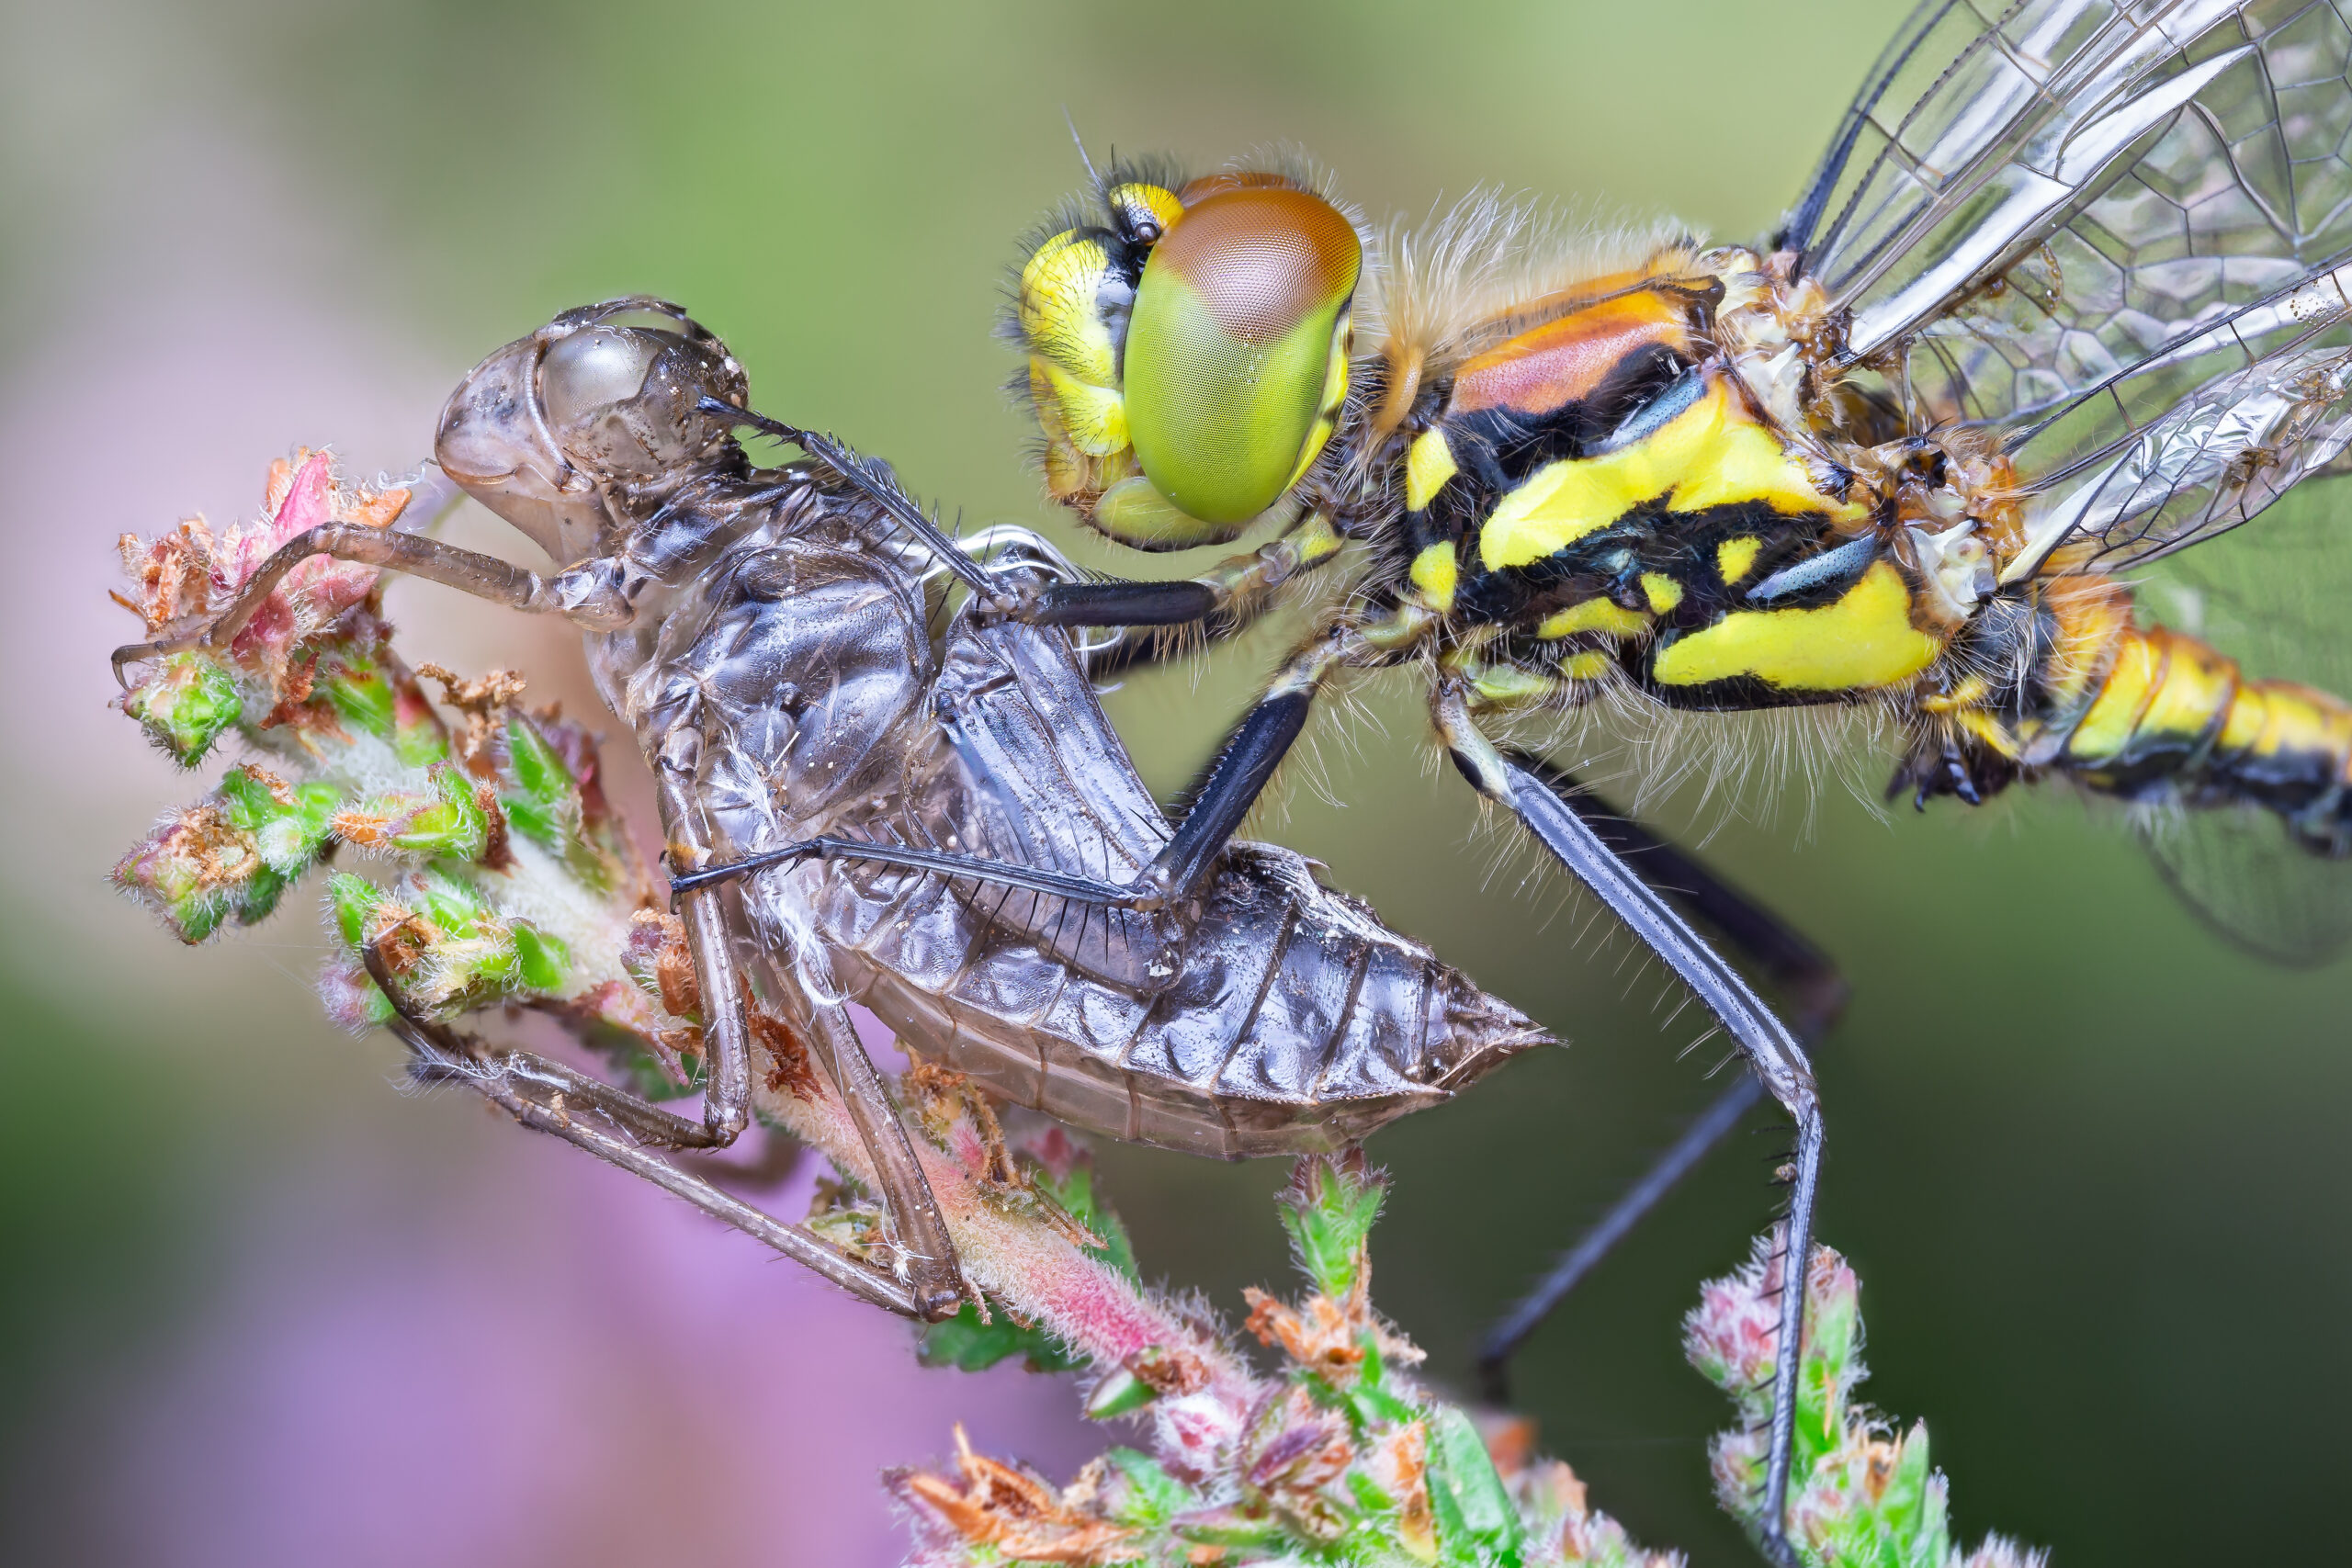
[2128,476,2352,959]
[1996,260,2352,578]
[1796,0,2352,434]
[2142,808,2352,961]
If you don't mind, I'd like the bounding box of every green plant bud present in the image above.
[510,921,571,991]
[1081,1367,1154,1419]
[317,648,397,741]
[1278,1150,1384,1302]
[326,871,391,948]
[126,653,243,765]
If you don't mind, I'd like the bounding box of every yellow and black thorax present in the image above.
[1374,255,1966,712]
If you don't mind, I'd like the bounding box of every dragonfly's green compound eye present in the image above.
[1123,186,1361,530]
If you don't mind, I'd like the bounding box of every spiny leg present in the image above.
[110,524,634,685]
[362,948,925,1315]
[653,715,968,1317]
[1476,754,1849,1402]
[1432,683,1822,1568]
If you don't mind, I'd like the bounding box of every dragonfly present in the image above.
[109,293,1853,1557]
[718,1,2352,1555]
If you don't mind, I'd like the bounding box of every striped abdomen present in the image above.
[2046,605,2352,852]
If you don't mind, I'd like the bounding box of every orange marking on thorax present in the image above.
[1451,289,1691,418]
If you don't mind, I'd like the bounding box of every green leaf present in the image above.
[1104,1447,1193,1528]
[1082,1367,1155,1419]
[1427,1406,1524,1568]
[918,1302,1078,1374]
[510,922,571,992]
[1279,1154,1385,1302]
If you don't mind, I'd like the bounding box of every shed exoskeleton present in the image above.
[112,298,1552,1321]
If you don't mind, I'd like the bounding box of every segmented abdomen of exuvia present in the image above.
[2051,614,2352,852]
[812,615,1552,1158]
[819,839,1552,1158]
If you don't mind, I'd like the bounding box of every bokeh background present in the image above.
[6,1,2350,1563]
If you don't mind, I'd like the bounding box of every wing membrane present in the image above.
[1799,0,2352,436]
[1999,259,2352,574]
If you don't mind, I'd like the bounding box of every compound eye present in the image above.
[541,327,664,451]
[540,324,743,477]
[1124,186,1361,526]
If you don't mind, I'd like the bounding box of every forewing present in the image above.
[1798,0,2352,434]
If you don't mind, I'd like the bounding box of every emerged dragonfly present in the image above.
[729,0,2352,1554]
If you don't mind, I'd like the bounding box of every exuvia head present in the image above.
[1014,164,1363,550]
[435,297,750,565]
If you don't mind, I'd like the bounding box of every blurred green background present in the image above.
[6,1,2350,1563]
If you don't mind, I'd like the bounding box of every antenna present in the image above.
[1062,105,1104,194]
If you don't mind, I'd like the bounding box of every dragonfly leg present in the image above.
[756,408,1349,678]
[1017,512,1349,679]
[655,715,969,1318]
[1474,756,1849,1403]
[109,525,636,688]
[670,627,1333,915]
[1433,682,1822,1568]
[361,947,927,1316]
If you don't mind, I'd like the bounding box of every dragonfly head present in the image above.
[435,298,749,565]
[1012,165,1362,549]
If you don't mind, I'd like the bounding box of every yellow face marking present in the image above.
[1639,573,1684,614]
[1716,536,1762,582]
[1019,231,1120,386]
[1284,305,1354,492]
[1409,541,1458,613]
[1477,378,1859,572]
[1108,182,1183,236]
[1406,428,1458,512]
[1534,598,1650,639]
[1651,561,1942,693]
[1032,357,1129,457]
[1559,649,1613,681]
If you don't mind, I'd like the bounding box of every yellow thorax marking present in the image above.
[1652,561,1941,693]
[1639,573,1683,614]
[1476,378,1857,572]
[1469,662,1556,708]
[1409,541,1458,613]
[1406,428,1458,512]
[1535,599,1650,639]
[1559,649,1613,682]
[1717,536,1762,582]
